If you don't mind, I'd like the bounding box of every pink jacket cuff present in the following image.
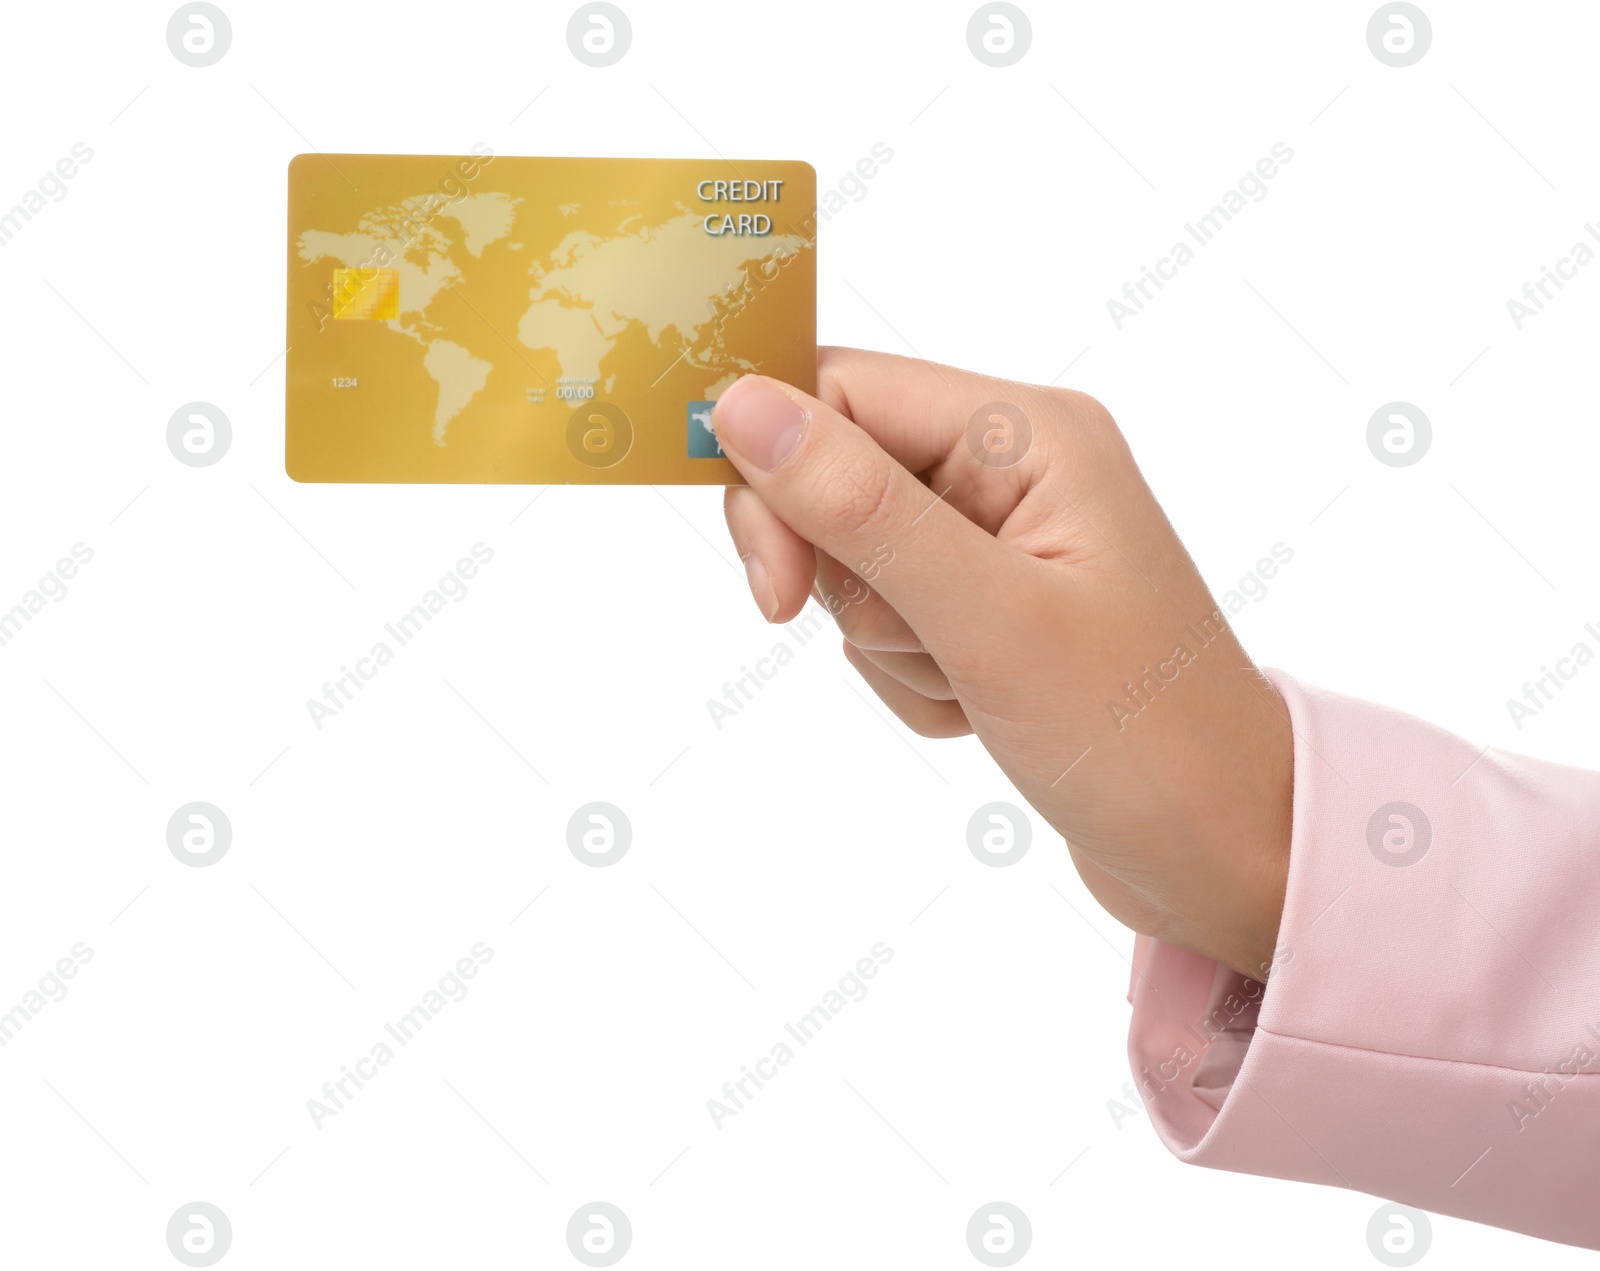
[1127,668,1600,1249]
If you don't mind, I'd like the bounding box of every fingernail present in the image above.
[714,376,808,472]
[742,553,780,620]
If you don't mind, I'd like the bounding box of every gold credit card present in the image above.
[285,152,816,483]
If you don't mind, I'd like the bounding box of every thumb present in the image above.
[712,374,1013,645]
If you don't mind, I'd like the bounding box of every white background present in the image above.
[1,0,1597,1266]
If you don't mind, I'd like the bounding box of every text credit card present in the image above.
[285,153,817,483]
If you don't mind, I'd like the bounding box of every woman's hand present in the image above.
[714,347,1293,980]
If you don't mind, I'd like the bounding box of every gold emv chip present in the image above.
[331,268,399,320]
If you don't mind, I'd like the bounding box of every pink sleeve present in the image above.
[1127,668,1600,1250]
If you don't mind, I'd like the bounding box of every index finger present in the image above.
[711,372,1019,648]
[815,345,1056,475]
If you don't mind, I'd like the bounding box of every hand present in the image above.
[714,348,1294,980]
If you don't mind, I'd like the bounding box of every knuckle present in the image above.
[835,600,915,652]
[822,456,898,539]
[831,595,870,643]
[1037,386,1131,467]
[1049,386,1119,439]
[906,703,971,739]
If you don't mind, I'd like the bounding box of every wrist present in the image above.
[1120,663,1293,980]
[1194,673,1294,979]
